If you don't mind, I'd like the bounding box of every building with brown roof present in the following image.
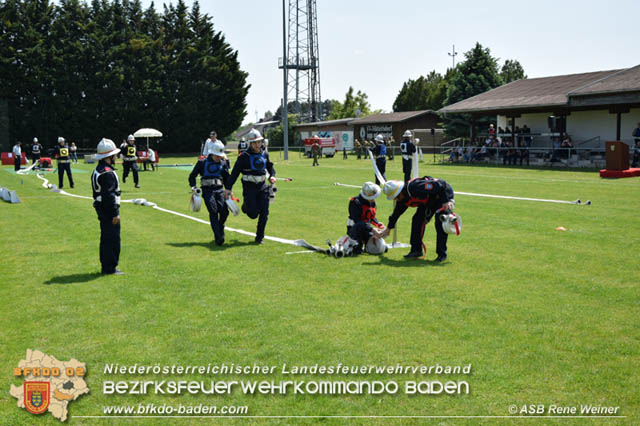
[439,65,640,148]
[348,110,440,144]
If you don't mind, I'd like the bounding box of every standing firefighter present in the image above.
[225,129,276,244]
[346,182,387,255]
[312,140,320,166]
[31,137,42,165]
[382,177,455,262]
[12,141,22,171]
[189,141,230,246]
[372,134,387,185]
[122,134,140,188]
[400,130,416,182]
[91,139,123,275]
[54,137,74,188]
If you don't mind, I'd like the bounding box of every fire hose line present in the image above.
[34,173,298,246]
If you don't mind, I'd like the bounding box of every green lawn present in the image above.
[1,153,638,425]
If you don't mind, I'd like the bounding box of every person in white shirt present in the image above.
[202,130,218,156]
[143,147,156,171]
[12,141,22,171]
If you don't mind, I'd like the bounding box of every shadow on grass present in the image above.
[167,239,255,251]
[362,255,447,268]
[44,273,103,285]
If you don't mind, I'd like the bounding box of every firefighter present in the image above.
[347,182,385,255]
[122,134,140,188]
[400,130,416,182]
[54,137,74,188]
[91,138,123,275]
[372,134,387,185]
[225,128,276,244]
[382,177,455,262]
[189,141,230,245]
[31,137,42,165]
[312,140,320,166]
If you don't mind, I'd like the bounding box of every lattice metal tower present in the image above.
[279,0,322,123]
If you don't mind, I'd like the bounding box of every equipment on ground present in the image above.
[366,236,387,254]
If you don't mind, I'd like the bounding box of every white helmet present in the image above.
[33,137,38,143]
[403,130,412,138]
[383,180,404,200]
[360,181,381,201]
[240,137,246,142]
[95,138,121,160]
[247,128,264,143]
[374,134,384,143]
[366,236,388,254]
[206,140,227,157]
[440,213,462,235]
[58,136,65,143]
[415,138,420,143]
[127,134,135,141]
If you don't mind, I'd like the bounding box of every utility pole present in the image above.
[448,44,458,69]
[281,0,289,160]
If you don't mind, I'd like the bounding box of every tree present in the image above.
[327,86,372,119]
[500,59,527,84]
[443,42,503,137]
[0,0,249,151]
[392,70,451,112]
[266,114,298,147]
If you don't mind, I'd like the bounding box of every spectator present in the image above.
[143,147,156,171]
[12,141,22,171]
[70,142,78,163]
[632,139,640,168]
[561,133,573,158]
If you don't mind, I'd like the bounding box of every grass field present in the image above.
[1,152,639,425]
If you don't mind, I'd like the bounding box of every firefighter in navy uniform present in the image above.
[31,137,42,165]
[372,134,387,185]
[225,128,276,244]
[53,137,74,188]
[400,130,416,182]
[347,182,386,254]
[122,134,140,188]
[189,141,230,245]
[91,139,123,275]
[237,137,248,155]
[382,177,455,262]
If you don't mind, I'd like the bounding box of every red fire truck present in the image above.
[304,137,336,158]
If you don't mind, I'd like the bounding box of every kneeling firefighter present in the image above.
[345,181,387,255]
[382,177,456,262]
[225,128,276,244]
[189,141,230,245]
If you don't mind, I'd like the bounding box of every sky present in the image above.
[140,0,639,125]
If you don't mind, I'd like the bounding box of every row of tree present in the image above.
[0,0,249,151]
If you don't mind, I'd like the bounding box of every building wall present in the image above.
[353,114,440,146]
[295,124,354,149]
[497,108,640,147]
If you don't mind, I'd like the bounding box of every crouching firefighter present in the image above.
[189,141,230,245]
[382,177,455,262]
[225,128,276,244]
[91,138,123,275]
[345,181,387,255]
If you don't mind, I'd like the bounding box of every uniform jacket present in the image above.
[91,161,121,218]
[387,177,454,229]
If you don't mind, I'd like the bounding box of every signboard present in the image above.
[363,125,392,140]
